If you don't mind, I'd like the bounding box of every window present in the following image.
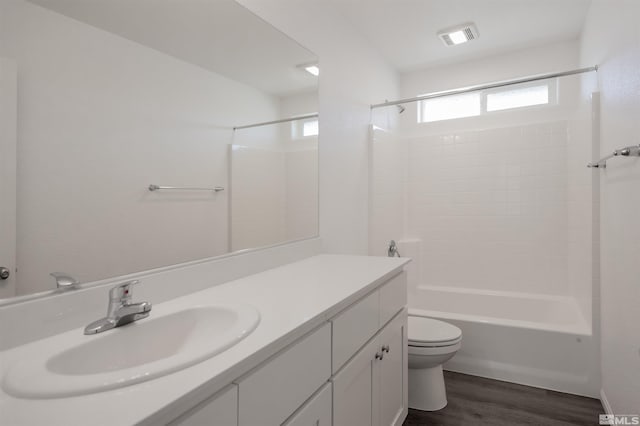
[486,84,549,112]
[303,119,319,137]
[417,79,557,123]
[292,116,319,139]
[419,92,481,123]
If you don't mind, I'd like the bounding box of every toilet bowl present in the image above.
[408,315,462,411]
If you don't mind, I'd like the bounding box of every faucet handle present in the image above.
[109,280,140,302]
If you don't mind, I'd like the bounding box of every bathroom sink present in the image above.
[2,304,260,399]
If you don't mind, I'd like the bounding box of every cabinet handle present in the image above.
[382,345,390,353]
[375,352,384,361]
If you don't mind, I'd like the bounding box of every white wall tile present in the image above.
[371,118,596,298]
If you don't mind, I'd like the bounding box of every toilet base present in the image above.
[408,364,447,411]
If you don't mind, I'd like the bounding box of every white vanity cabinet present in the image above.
[377,311,408,426]
[282,383,332,426]
[168,384,238,426]
[332,310,407,426]
[236,324,332,426]
[167,270,407,426]
[332,272,408,426]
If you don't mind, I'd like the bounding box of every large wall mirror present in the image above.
[0,0,319,301]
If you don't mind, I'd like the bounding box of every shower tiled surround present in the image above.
[410,122,568,295]
[372,119,594,299]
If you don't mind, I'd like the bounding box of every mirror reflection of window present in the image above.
[292,117,319,139]
[303,119,319,137]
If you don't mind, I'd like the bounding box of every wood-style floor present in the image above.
[403,371,603,426]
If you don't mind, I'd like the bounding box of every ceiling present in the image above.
[330,0,592,72]
[26,0,592,88]
[26,0,318,97]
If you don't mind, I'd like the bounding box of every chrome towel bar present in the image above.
[587,145,640,169]
[148,185,224,192]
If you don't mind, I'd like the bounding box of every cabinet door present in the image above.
[379,272,407,328]
[332,335,380,426]
[332,290,380,373]
[283,383,332,426]
[376,309,408,426]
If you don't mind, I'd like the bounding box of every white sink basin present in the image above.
[2,304,260,399]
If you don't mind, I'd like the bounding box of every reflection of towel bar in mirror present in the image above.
[233,113,318,130]
[148,185,224,192]
[587,144,640,169]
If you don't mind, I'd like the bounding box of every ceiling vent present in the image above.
[437,23,479,46]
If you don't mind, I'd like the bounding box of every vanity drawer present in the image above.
[282,383,332,426]
[169,384,237,426]
[237,323,331,426]
[331,289,380,373]
[379,272,407,327]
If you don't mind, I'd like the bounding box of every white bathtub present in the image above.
[410,285,599,397]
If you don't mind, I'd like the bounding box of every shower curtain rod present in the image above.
[370,65,598,109]
[234,113,318,130]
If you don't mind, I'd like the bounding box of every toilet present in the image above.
[408,315,462,411]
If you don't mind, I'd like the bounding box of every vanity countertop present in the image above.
[0,254,409,426]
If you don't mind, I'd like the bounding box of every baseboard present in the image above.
[600,388,613,414]
[393,407,408,426]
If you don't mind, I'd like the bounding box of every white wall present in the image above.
[401,39,580,99]
[280,91,318,118]
[0,0,282,294]
[238,0,399,256]
[0,59,17,299]
[580,0,640,413]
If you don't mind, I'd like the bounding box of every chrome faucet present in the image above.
[388,240,401,257]
[84,280,152,335]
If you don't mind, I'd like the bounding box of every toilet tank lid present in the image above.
[408,316,462,344]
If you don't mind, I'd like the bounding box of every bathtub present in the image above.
[409,285,599,398]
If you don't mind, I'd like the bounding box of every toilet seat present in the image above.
[408,316,462,347]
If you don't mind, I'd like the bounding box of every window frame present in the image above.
[417,78,559,124]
